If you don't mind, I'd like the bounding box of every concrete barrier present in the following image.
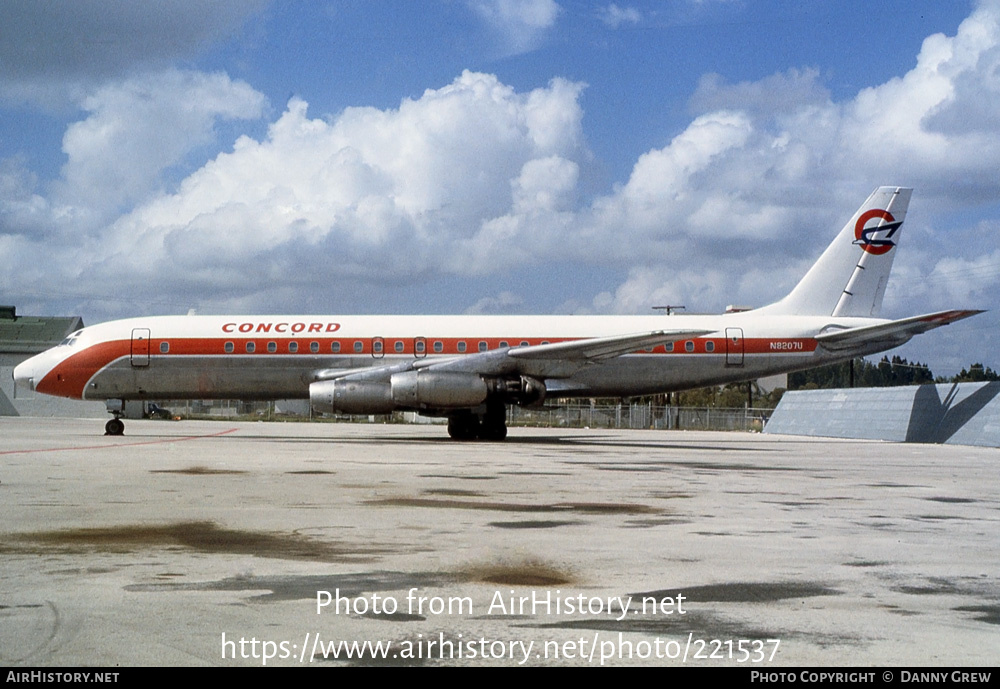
[764,382,1000,447]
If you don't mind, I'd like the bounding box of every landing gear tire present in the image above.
[478,401,508,441]
[105,418,125,436]
[447,412,479,440]
[448,402,508,441]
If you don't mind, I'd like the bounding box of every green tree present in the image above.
[788,356,933,389]
[951,363,1000,382]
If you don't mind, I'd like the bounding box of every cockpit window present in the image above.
[59,330,84,347]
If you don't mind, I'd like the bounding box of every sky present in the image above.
[0,0,997,376]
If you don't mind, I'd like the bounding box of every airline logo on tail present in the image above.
[853,209,902,255]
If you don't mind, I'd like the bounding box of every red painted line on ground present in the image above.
[0,427,240,456]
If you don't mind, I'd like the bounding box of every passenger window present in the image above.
[246,342,256,353]
[520,341,529,347]
[665,342,674,352]
[310,342,319,353]
[354,341,363,353]
[332,342,341,353]
[394,341,404,353]
[267,341,277,353]
[289,342,298,353]
[159,342,169,354]
[478,341,488,352]
[499,341,508,349]
[457,342,467,353]
[433,341,443,353]
[705,341,715,352]
[416,340,426,354]
[685,341,694,352]
[225,342,234,353]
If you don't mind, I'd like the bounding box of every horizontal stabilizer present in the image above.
[815,310,984,351]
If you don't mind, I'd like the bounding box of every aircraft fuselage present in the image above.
[15,312,891,403]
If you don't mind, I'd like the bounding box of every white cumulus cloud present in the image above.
[21,71,587,316]
[600,4,641,29]
[53,70,267,224]
[469,0,562,54]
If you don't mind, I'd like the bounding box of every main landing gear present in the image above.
[447,401,508,441]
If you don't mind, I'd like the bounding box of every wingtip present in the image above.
[921,309,985,324]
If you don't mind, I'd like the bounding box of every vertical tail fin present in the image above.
[763,186,912,317]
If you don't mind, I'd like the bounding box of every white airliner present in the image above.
[13,186,980,440]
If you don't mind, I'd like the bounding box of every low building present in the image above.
[0,306,105,418]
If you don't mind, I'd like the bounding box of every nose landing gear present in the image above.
[104,399,125,436]
[105,417,125,436]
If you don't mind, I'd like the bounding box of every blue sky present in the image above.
[0,0,996,375]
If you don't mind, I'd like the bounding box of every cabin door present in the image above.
[725,328,744,367]
[131,328,151,367]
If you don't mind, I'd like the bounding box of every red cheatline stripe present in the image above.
[0,427,240,456]
[37,335,821,398]
[89,335,819,357]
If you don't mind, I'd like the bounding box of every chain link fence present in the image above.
[170,399,772,432]
[508,401,771,432]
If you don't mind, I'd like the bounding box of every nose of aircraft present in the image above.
[13,358,36,392]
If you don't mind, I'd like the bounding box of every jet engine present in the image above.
[310,371,546,415]
[389,371,489,408]
[310,371,487,415]
[309,379,395,414]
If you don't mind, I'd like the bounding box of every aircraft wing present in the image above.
[815,309,983,351]
[419,328,714,380]
[313,329,713,382]
[506,329,714,361]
